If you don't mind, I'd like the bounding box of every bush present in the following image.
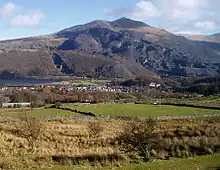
[87,121,104,138]
[54,102,62,108]
[118,118,157,161]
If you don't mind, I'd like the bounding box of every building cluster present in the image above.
[1,102,31,108]
[0,81,163,94]
[0,81,163,97]
[0,85,42,92]
[149,83,161,88]
[0,83,150,93]
[0,81,165,108]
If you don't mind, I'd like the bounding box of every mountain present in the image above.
[184,33,220,43]
[111,17,148,28]
[0,17,220,79]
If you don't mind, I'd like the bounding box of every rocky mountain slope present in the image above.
[0,17,220,79]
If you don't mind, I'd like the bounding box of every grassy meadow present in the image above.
[66,104,220,117]
[1,103,220,117]
[0,108,81,117]
[40,153,220,170]
[161,95,220,107]
[0,101,220,169]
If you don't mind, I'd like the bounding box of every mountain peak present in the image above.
[86,20,111,27]
[111,17,147,29]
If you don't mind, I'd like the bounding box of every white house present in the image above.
[156,84,161,88]
[149,82,161,88]
[149,83,156,87]
[1,103,31,108]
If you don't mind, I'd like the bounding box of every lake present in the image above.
[0,79,62,85]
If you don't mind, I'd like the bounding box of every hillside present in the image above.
[0,17,220,79]
[184,33,220,43]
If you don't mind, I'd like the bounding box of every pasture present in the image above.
[1,103,220,118]
[0,103,219,169]
[0,108,80,117]
[161,95,220,107]
[66,104,220,117]
[41,153,220,170]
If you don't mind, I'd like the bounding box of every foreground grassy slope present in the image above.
[67,104,220,117]
[0,116,219,169]
[41,153,220,170]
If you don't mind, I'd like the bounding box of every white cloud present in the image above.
[0,2,44,28]
[106,0,220,34]
[195,21,216,30]
[0,2,17,19]
[10,10,45,27]
[105,1,160,21]
[174,31,202,35]
[133,1,161,20]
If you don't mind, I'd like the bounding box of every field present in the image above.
[0,102,220,169]
[161,95,220,107]
[0,108,81,117]
[1,103,220,118]
[0,116,219,169]
[41,153,220,170]
[66,104,220,117]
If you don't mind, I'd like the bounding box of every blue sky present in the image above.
[0,0,219,40]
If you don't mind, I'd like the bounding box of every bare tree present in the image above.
[15,114,42,150]
[118,118,157,161]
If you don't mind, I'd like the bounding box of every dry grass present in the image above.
[0,116,219,169]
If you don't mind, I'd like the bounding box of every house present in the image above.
[1,103,31,108]
[149,83,156,87]
[156,84,161,88]
[149,82,161,88]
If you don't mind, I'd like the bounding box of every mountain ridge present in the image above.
[0,17,220,79]
[183,33,220,43]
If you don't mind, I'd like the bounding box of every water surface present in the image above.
[0,78,61,85]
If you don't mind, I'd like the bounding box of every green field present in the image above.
[40,153,220,170]
[0,108,79,117]
[1,103,220,117]
[66,104,220,117]
[161,95,220,107]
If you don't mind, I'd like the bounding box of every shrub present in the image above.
[87,121,104,138]
[118,118,157,161]
[54,102,62,108]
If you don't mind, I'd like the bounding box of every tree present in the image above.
[0,94,4,106]
[0,93,10,106]
[118,118,157,161]
[15,114,42,151]
[54,102,62,108]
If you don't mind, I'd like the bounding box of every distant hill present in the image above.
[184,33,220,43]
[0,17,220,80]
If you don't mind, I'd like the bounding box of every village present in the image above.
[0,80,163,108]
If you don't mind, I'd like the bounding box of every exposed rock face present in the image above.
[0,17,220,79]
